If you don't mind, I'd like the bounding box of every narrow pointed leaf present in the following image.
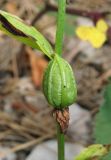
[100,152,111,160]
[75,144,107,160]
[94,84,111,144]
[0,10,54,59]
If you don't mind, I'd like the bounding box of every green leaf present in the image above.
[0,10,54,59]
[94,84,111,144]
[100,152,111,160]
[75,144,107,160]
[48,12,76,36]
[65,15,76,36]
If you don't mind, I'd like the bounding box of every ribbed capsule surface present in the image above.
[43,54,77,109]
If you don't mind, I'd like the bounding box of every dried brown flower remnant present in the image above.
[53,108,70,133]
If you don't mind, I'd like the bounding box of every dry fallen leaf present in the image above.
[26,47,48,88]
[5,2,18,15]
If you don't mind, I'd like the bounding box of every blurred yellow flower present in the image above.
[76,19,108,48]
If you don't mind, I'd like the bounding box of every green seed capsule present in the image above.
[43,54,77,109]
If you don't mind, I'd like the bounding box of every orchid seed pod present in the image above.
[43,54,77,109]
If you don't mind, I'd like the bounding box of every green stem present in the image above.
[55,0,66,56]
[55,1,66,160]
[57,123,65,160]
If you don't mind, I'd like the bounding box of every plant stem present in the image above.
[55,0,66,56]
[55,1,66,160]
[57,123,65,160]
